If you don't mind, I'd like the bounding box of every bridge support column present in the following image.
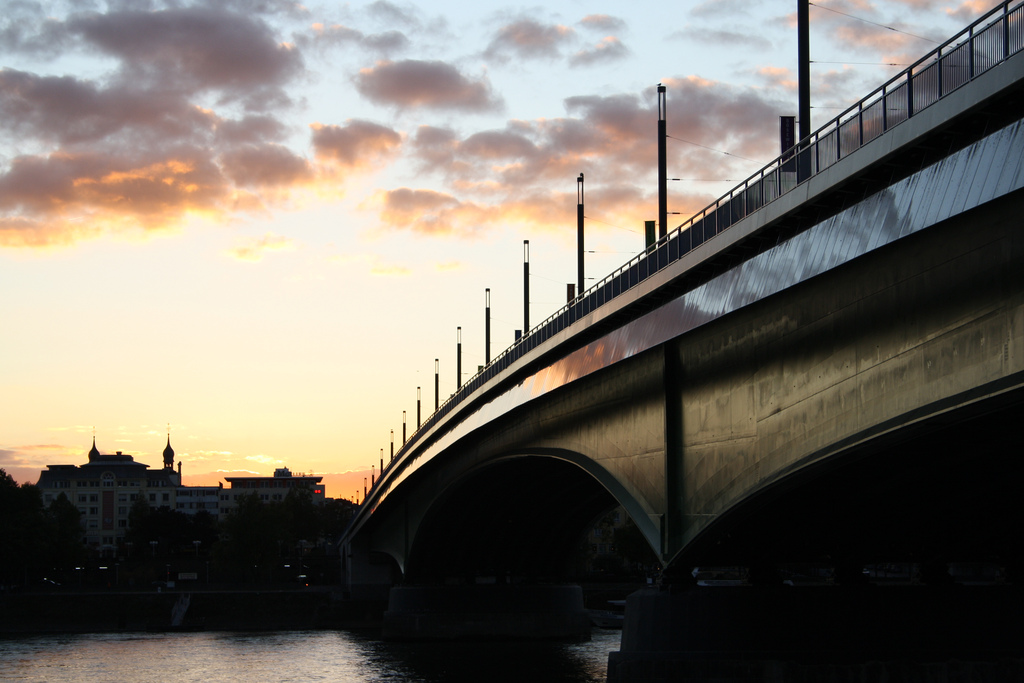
[608,586,1024,682]
[382,584,591,641]
[340,536,398,603]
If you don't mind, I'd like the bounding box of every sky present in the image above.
[0,0,993,500]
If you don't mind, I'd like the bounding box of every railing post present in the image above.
[937,47,944,97]
[969,26,975,79]
[907,68,915,118]
[858,101,864,148]
[882,86,888,132]
[1004,2,1011,61]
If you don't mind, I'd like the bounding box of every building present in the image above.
[36,437,182,553]
[175,484,222,517]
[219,467,326,515]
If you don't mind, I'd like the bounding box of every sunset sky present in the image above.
[0,0,991,500]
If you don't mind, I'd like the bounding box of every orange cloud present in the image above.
[226,232,296,262]
[310,120,402,167]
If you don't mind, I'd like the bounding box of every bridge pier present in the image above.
[608,585,1024,682]
[382,584,591,641]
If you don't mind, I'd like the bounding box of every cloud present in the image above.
[668,28,773,53]
[68,6,304,110]
[0,69,216,147]
[227,232,297,262]
[483,18,575,62]
[245,454,285,466]
[308,22,409,55]
[392,78,789,238]
[370,187,490,237]
[756,66,797,90]
[367,1,421,29]
[0,5,72,58]
[569,36,629,67]
[945,0,992,23]
[0,443,83,485]
[0,4,332,249]
[0,149,229,231]
[221,143,313,188]
[370,263,412,276]
[354,59,503,112]
[310,120,402,167]
[579,14,627,33]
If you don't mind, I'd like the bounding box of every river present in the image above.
[0,629,622,682]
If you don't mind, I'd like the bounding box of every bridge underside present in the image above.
[668,383,1024,580]
[405,456,616,582]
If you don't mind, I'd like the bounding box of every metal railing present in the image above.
[379,0,1024,482]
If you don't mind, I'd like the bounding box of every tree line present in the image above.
[0,468,357,589]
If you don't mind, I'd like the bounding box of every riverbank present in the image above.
[0,582,642,635]
[0,588,383,634]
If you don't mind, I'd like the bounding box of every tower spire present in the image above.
[163,424,175,470]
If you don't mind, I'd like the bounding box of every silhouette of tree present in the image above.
[282,487,321,552]
[214,492,287,581]
[46,492,84,569]
[0,469,48,587]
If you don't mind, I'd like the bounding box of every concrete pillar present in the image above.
[382,584,591,641]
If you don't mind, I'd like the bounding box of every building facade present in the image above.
[36,437,181,553]
[36,441,327,553]
[219,467,325,515]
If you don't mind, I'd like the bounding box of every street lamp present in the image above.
[193,540,201,557]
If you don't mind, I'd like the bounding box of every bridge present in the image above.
[341,2,1024,675]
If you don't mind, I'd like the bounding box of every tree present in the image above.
[46,493,84,568]
[0,469,48,586]
[214,492,287,581]
[282,487,321,551]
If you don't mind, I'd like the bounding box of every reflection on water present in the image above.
[0,629,621,683]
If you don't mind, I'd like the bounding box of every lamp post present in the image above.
[193,540,200,557]
[577,173,585,295]
[523,240,530,332]
[484,288,491,365]
[658,85,667,238]
[456,327,462,389]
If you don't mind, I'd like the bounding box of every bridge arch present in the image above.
[397,449,661,583]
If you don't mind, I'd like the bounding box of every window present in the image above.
[78,495,87,503]
[118,507,127,515]
[162,493,169,502]
[89,494,98,503]
[89,507,98,515]
[149,494,156,503]
[117,520,127,528]
[118,494,127,502]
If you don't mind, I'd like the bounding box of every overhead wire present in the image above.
[808,2,940,45]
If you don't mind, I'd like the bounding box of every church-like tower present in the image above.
[163,434,175,471]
